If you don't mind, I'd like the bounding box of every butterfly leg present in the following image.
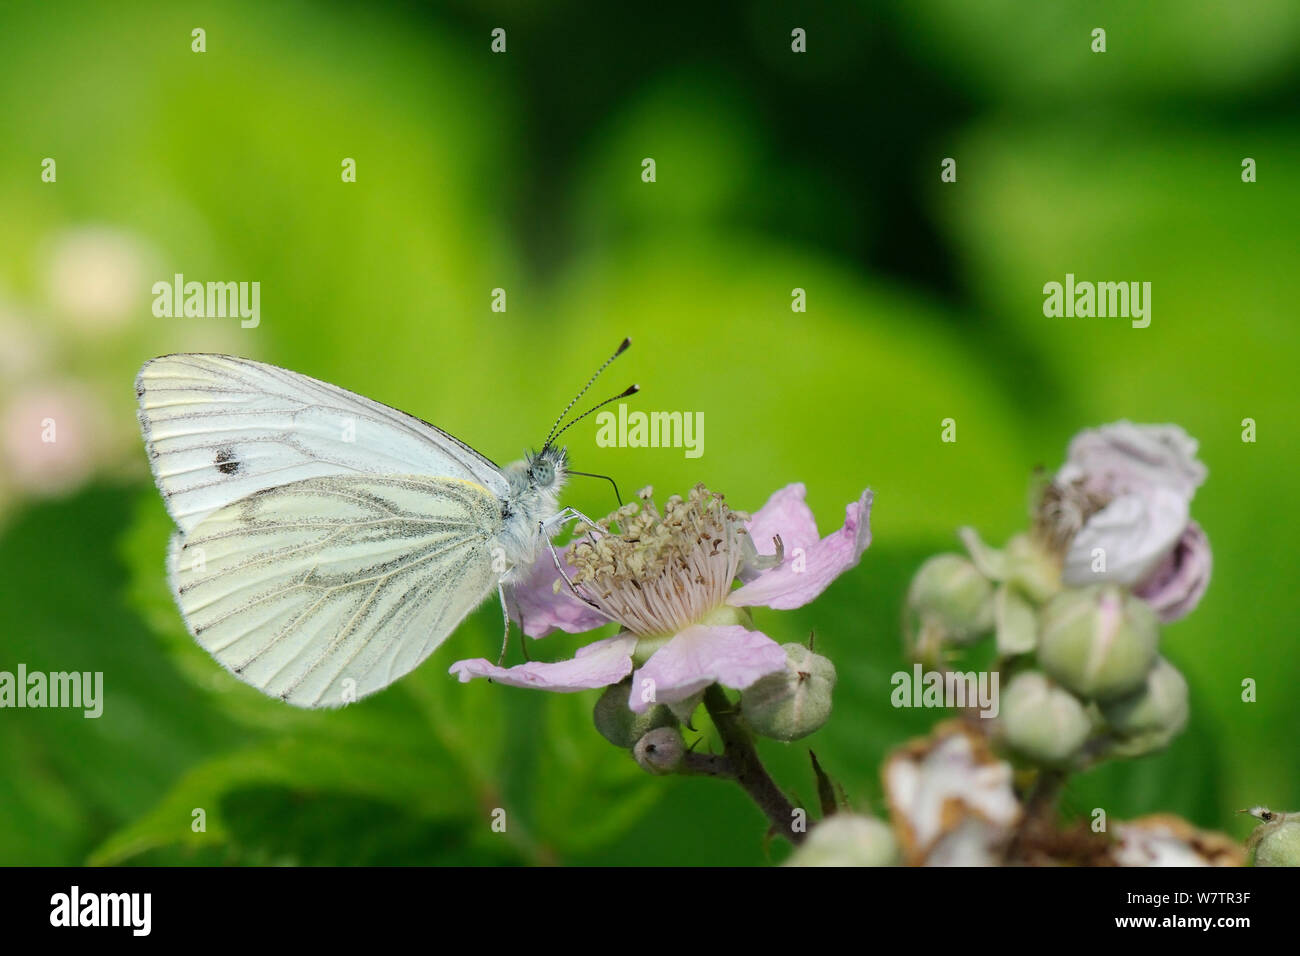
[545,506,606,538]
[540,521,604,612]
[495,582,511,666]
[548,506,610,553]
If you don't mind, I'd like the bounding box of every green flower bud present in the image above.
[1253,819,1300,867]
[994,585,1038,656]
[998,671,1092,765]
[1099,657,1189,757]
[632,726,686,775]
[1003,533,1062,604]
[958,528,1061,604]
[741,643,836,742]
[593,680,677,748]
[906,554,995,653]
[784,814,899,867]
[1038,584,1158,701]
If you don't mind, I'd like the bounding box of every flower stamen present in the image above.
[566,484,749,636]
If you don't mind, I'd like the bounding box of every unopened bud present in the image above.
[998,671,1092,765]
[906,554,995,652]
[1099,657,1189,757]
[633,726,686,775]
[594,680,677,748]
[1038,584,1158,700]
[958,529,1062,604]
[1253,818,1300,867]
[1003,533,1063,604]
[741,643,836,741]
[784,815,899,866]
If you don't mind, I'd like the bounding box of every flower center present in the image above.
[563,484,749,636]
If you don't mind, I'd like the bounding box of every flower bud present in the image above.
[1038,584,1158,700]
[632,726,686,775]
[740,643,835,741]
[1098,657,1188,757]
[593,680,677,749]
[959,528,1062,604]
[906,554,995,652]
[1003,533,1063,604]
[998,671,1093,766]
[784,815,899,867]
[1253,819,1300,867]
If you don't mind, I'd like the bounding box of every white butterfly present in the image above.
[135,345,633,708]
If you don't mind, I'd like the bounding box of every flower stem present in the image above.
[702,684,807,845]
[1005,767,1067,864]
[682,752,734,777]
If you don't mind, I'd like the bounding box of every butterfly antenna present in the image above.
[543,337,631,449]
[548,384,640,449]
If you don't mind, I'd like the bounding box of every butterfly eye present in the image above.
[533,461,555,485]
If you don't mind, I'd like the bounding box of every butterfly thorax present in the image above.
[496,445,567,579]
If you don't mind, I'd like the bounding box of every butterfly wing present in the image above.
[169,473,504,708]
[136,353,510,534]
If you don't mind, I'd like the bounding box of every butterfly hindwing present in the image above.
[169,473,504,708]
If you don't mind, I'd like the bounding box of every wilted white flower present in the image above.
[884,722,1021,866]
[1112,815,1243,866]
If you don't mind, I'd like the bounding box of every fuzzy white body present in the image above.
[498,450,567,582]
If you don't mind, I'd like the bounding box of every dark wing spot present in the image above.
[215,447,240,475]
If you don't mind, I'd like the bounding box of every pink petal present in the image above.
[740,483,822,581]
[1062,487,1187,587]
[1058,421,1207,501]
[729,488,873,610]
[449,633,636,692]
[628,625,787,713]
[506,543,611,639]
[1134,521,1211,623]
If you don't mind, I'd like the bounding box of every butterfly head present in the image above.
[506,337,637,511]
[527,445,567,491]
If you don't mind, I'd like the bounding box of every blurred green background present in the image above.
[1,0,1296,865]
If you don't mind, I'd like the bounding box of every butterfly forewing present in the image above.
[137,354,509,534]
[170,474,504,708]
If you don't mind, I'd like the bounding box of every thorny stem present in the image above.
[682,752,734,777]
[702,684,807,845]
